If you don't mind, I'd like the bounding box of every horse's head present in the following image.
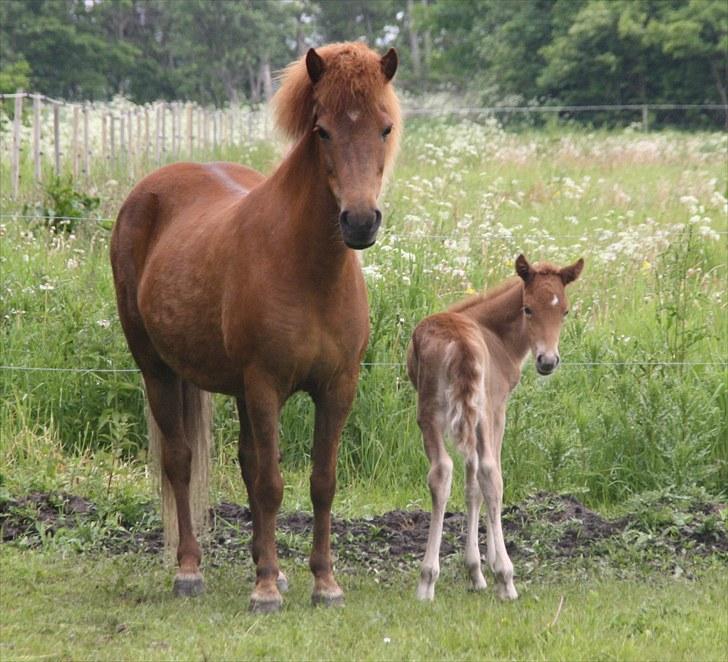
[274,42,401,250]
[515,254,584,375]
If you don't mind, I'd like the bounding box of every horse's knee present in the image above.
[310,469,336,509]
[255,471,283,513]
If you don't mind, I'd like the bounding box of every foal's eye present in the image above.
[381,125,393,139]
[315,126,331,141]
[523,306,533,318]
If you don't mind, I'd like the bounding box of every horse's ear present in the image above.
[306,48,325,84]
[560,258,584,285]
[381,48,398,81]
[515,254,533,283]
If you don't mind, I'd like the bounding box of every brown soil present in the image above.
[2,491,726,571]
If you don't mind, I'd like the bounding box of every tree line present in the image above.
[1,0,725,121]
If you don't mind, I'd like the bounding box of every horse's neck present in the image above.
[270,136,348,266]
[470,284,530,365]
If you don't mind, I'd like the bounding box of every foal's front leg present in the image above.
[309,375,358,607]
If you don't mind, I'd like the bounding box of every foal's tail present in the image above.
[148,382,213,556]
[445,338,485,455]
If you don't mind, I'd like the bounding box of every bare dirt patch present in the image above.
[2,491,725,573]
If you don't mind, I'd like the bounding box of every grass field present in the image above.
[1,119,727,659]
[2,548,727,661]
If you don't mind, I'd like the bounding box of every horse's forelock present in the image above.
[273,42,401,172]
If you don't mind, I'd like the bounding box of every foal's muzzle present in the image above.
[536,353,560,376]
[339,208,382,249]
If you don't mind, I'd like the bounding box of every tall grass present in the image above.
[1,120,725,508]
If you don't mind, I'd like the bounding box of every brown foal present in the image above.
[110,42,401,612]
[407,254,584,601]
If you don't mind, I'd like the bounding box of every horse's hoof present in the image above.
[496,583,518,601]
[311,590,345,608]
[173,573,204,597]
[276,572,289,594]
[250,595,283,614]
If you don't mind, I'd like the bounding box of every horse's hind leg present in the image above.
[416,406,452,601]
[237,398,288,594]
[145,370,204,596]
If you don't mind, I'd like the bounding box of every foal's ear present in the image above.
[306,48,325,84]
[381,48,398,82]
[560,258,584,285]
[515,254,533,283]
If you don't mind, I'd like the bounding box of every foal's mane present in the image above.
[448,262,564,314]
[273,42,401,175]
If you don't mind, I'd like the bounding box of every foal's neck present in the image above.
[471,282,530,365]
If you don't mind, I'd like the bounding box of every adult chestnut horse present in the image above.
[110,43,400,612]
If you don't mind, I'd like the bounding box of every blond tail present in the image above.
[147,381,213,559]
[445,340,484,454]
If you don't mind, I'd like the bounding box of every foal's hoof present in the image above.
[276,572,289,594]
[496,583,519,601]
[311,589,345,608]
[173,572,204,598]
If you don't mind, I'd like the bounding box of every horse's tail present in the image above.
[444,336,485,455]
[148,382,213,557]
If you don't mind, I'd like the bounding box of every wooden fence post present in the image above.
[155,104,161,164]
[642,105,649,132]
[144,107,150,163]
[53,102,61,177]
[72,106,80,179]
[101,113,107,163]
[110,114,116,164]
[11,92,23,198]
[83,104,90,179]
[32,94,41,183]
[187,103,193,155]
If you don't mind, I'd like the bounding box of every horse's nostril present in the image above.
[374,209,382,224]
[339,210,349,226]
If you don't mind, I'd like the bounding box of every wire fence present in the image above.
[3,92,726,201]
[1,361,725,375]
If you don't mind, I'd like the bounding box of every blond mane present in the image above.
[273,42,401,176]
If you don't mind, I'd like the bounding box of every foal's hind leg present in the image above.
[237,399,288,594]
[416,408,453,601]
[145,371,204,597]
[464,451,487,591]
[478,409,517,600]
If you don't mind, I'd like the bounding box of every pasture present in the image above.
[1,118,727,658]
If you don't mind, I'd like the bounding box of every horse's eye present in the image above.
[382,125,393,139]
[524,306,533,318]
[315,126,331,140]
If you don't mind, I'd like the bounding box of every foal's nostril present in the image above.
[339,210,350,227]
[374,209,382,224]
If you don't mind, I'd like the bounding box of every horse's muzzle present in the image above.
[340,208,382,249]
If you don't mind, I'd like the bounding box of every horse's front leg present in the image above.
[309,374,358,607]
[243,369,285,613]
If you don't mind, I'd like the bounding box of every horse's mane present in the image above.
[273,42,401,176]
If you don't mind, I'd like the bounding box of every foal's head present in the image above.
[274,42,401,249]
[515,254,584,375]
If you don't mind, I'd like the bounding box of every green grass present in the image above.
[1,547,726,661]
[1,123,726,509]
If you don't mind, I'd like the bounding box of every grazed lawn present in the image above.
[1,548,726,661]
